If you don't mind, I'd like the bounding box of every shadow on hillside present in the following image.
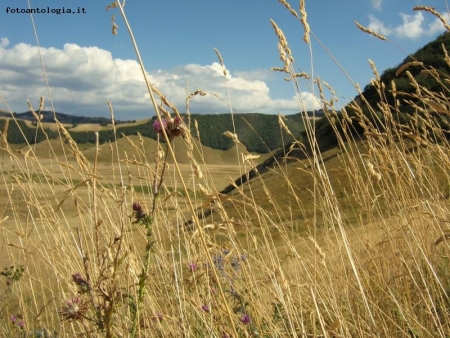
[183,139,344,228]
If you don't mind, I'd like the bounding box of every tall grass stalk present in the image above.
[1,1,450,337]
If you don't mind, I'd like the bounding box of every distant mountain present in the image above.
[0,111,135,125]
[0,111,313,153]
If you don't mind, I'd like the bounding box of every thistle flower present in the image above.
[174,116,182,124]
[59,296,89,322]
[201,304,210,312]
[153,116,186,138]
[10,315,24,329]
[132,202,149,223]
[188,263,198,272]
[72,272,90,293]
[132,202,143,213]
[240,314,251,325]
[153,118,167,134]
[166,116,186,138]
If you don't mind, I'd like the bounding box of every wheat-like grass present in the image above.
[1,118,8,147]
[354,20,387,41]
[277,0,298,18]
[3,1,450,337]
[414,6,450,32]
[270,19,294,65]
[213,48,228,77]
[299,0,310,44]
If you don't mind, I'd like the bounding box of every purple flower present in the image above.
[213,255,224,272]
[72,272,90,292]
[132,202,148,223]
[240,314,251,325]
[153,119,167,134]
[201,304,210,312]
[10,315,25,329]
[174,116,182,125]
[188,263,198,272]
[59,296,88,322]
[72,273,88,285]
[132,202,142,213]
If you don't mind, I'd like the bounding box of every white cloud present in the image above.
[367,14,392,36]
[394,12,426,39]
[371,0,382,11]
[0,41,317,119]
[367,11,450,39]
[295,92,321,111]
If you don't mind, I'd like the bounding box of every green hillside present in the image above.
[309,31,450,150]
[362,32,450,110]
[214,32,450,199]
[0,112,305,153]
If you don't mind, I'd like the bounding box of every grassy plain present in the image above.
[2,120,450,337]
[2,2,450,337]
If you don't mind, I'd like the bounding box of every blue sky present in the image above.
[1,0,449,120]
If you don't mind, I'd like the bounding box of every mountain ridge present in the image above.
[0,111,316,153]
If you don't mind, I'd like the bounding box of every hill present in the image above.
[184,31,450,225]
[0,110,136,125]
[310,31,450,150]
[361,32,450,110]
[0,112,307,153]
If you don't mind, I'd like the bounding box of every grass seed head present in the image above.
[414,6,450,32]
[355,20,387,40]
[278,0,298,18]
[223,131,241,144]
[214,48,228,76]
[270,19,294,64]
[299,0,310,43]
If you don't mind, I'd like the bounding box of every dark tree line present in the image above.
[0,113,305,153]
[306,31,450,150]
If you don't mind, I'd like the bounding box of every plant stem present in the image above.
[130,218,153,338]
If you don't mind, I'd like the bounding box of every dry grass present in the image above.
[1,1,450,337]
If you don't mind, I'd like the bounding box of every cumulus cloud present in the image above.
[368,11,450,39]
[0,41,317,119]
[367,14,391,36]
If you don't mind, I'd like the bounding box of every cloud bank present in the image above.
[0,40,319,119]
[368,11,450,39]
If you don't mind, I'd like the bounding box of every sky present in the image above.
[1,0,450,120]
